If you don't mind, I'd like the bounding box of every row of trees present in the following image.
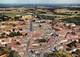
[0,47,21,57]
[8,31,22,37]
[0,31,22,38]
[62,17,80,25]
[0,14,22,22]
[0,15,10,21]
[44,50,72,57]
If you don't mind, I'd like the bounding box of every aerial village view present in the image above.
[0,0,80,57]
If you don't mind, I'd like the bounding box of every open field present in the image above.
[0,8,80,57]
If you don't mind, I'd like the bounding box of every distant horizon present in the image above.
[0,0,80,4]
[0,3,80,8]
[0,3,80,5]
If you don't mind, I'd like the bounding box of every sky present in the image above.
[0,0,80,4]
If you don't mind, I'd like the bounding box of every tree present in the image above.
[16,31,22,36]
[14,16,20,21]
[75,49,80,57]
[9,50,21,57]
